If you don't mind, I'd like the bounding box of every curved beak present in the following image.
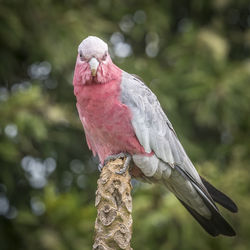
[88,57,99,76]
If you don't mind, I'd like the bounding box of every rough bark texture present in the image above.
[93,158,133,250]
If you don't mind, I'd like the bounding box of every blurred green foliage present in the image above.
[0,0,250,249]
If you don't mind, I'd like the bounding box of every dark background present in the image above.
[0,0,250,249]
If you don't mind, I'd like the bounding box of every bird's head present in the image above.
[73,36,121,85]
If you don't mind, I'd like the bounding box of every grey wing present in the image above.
[120,72,237,236]
[120,71,201,182]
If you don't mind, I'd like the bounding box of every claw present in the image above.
[116,155,132,175]
[98,163,104,172]
[103,152,129,166]
[103,153,132,175]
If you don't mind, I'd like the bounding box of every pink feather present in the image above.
[73,52,148,163]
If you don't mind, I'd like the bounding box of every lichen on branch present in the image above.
[93,158,133,250]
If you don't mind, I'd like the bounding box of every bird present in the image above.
[73,36,238,237]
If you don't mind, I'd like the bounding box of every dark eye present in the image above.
[79,51,86,61]
[101,52,107,61]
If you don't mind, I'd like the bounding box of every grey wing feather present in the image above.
[120,72,237,236]
[120,71,201,182]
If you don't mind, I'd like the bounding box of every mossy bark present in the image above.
[93,158,133,250]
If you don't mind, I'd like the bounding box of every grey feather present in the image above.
[120,71,201,182]
[120,71,237,236]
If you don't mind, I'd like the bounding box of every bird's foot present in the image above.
[116,155,132,175]
[98,163,104,172]
[103,153,132,175]
[104,152,129,165]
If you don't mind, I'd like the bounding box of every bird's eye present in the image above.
[79,51,86,61]
[101,52,107,61]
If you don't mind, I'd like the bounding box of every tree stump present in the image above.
[93,158,133,250]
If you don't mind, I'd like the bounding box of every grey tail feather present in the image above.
[200,176,238,213]
[175,166,236,237]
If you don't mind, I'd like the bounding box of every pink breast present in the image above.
[75,79,147,163]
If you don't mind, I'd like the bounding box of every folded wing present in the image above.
[120,71,237,236]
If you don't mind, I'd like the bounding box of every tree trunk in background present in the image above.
[93,158,133,250]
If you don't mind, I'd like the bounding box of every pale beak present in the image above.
[88,57,99,76]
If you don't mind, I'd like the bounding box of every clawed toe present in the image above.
[102,153,132,175]
[98,163,104,172]
[103,153,129,166]
[115,155,132,175]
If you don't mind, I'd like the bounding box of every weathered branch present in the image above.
[93,158,133,250]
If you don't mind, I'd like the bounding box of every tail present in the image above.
[167,166,237,237]
[200,176,238,213]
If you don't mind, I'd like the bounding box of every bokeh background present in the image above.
[1,0,250,249]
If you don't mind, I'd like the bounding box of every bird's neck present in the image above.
[76,78,120,104]
[74,65,122,110]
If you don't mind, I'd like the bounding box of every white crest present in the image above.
[78,36,108,59]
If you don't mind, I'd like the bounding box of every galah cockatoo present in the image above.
[73,36,237,236]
